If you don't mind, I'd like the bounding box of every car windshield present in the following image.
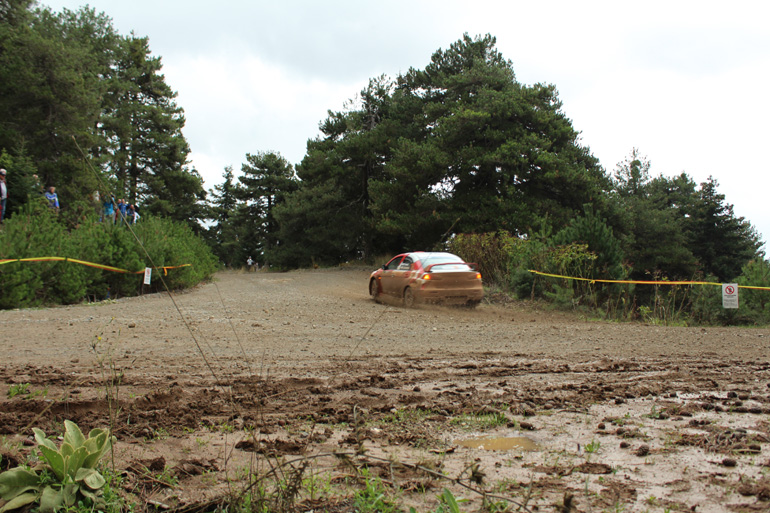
[418,254,472,272]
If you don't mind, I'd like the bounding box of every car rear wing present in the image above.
[424,262,478,272]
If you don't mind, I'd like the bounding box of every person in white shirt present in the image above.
[0,168,7,223]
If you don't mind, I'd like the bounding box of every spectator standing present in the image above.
[32,174,42,194]
[45,186,60,213]
[127,204,139,224]
[0,168,7,223]
[117,199,127,223]
[102,197,114,223]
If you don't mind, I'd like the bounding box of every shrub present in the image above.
[0,204,60,308]
[737,259,770,324]
[0,208,218,309]
[448,231,525,285]
[552,206,624,281]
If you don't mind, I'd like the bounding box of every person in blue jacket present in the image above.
[44,186,60,213]
[102,198,115,223]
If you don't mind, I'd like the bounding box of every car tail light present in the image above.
[422,273,432,280]
[475,273,482,280]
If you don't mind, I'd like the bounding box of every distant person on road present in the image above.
[0,168,7,223]
[44,186,60,213]
[246,256,255,272]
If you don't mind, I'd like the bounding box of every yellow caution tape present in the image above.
[528,270,770,291]
[0,257,191,275]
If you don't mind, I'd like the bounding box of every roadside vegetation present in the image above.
[0,202,218,309]
[448,230,770,326]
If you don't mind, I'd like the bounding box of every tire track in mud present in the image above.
[2,354,768,440]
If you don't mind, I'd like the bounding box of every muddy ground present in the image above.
[1,268,769,512]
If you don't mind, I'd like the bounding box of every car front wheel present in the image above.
[370,279,381,303]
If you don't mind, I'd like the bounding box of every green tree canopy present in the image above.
[237,152,297,267]
[272,76,399,267]
[0,3,204,229]
[369,34,609,246]
[609,149,762,282]
[685,177,762,281]
[272,34,611,267]
[206,166,240,267]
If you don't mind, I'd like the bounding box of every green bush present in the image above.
[553,206,624,280]
[737,259,770,324]
[447,230,605,302]
[448,231,526,285]
[447,226,770,326]
[0,204,61,308]
[132,216,219,292]
[0,208,218,309]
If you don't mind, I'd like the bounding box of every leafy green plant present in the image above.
[448,231,527,286]
[645,405,661,419]
[451,412,508,431]
[584,440,601,454]
[737,258,770,324]
[352,470,399,513]
[0,420,115,512]
[152,466,178,488]
[409,489,467,513]
[6,384,48,401]
[6,384,30,399]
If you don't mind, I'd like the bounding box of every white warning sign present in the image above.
[144,267,152,285]
[722,283,738,309]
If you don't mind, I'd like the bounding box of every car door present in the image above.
[379,255,404,296]
[391,256,414,297]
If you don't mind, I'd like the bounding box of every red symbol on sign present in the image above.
[725,285,735,294]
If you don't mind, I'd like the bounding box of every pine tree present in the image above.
[369,33,609,248]
[207,166,240,267]
[237,152,297,267]
[686,177,762,281]
[273,76,397,267]
[101,35,201,224]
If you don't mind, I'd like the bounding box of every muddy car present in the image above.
[369,252,483,307]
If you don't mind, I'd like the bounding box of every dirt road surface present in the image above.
[1,269,769,512]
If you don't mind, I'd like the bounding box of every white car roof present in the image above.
[408,252,464,261]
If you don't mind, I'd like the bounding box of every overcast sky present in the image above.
[42,0,770,250]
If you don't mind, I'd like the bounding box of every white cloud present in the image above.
[166,49,367,186]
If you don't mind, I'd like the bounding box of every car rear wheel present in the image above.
[403,287,416,308]
[369,279,381,303]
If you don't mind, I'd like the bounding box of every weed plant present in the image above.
[352,469,400,513]
[450,412,508,431]
[6,384,30,399]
